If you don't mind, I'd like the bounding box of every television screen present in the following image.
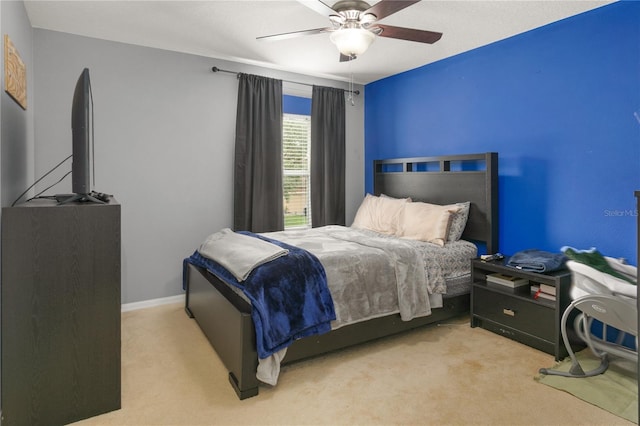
[57,68,108,204]
[71,67,91,195]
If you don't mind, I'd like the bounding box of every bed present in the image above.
[184,152,498,399]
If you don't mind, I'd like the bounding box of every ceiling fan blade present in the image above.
[257,27,333,42]
[375,24,442,44]
[363,0,421,21]
[297,0,338,18]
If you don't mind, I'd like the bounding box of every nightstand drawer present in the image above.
[473,286,555,341]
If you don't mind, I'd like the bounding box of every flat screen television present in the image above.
[58,68,105,204]
[72,67,91,195]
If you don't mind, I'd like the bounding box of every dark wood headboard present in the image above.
[373,152,499,254]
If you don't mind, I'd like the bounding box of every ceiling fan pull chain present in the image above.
[349,72,355,106]
[348,55,355,106]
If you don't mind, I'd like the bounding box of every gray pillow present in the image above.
[447,202,470,241]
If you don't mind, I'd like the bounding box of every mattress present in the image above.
[218,226,476,321]
[351,227,478,284]
[195,225,477,386]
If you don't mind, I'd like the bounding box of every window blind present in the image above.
[283,114,311,228]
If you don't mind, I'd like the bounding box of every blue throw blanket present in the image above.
[183,232,335,359]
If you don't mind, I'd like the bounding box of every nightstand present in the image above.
[470,257,578,360]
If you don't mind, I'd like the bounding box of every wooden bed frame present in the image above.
[184,152,498,399]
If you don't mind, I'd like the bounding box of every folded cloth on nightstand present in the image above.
[506,249,567,273]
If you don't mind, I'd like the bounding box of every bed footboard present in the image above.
[185,263,469,399]
[185,264,259,399]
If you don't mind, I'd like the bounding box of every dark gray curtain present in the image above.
[311,85,346,227]
[233,74,284,232]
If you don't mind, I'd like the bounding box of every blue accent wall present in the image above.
[364,1,640,262]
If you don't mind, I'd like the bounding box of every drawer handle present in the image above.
[503,308,516,317]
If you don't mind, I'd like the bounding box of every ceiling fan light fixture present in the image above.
[329,27,375,57]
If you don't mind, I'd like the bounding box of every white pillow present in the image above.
[351,194,408,235]
[380,193,412,202]
[398,202,461,246]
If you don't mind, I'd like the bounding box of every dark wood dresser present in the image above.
[1,198,121,425]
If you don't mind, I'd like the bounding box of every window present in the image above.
[283,113,311,229]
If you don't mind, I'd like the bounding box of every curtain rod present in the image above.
[211,66,360,96]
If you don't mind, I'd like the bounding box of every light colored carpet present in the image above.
[537,349,638,423]
[73,302,634,425]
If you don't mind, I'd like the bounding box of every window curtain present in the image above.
[233,74,284,232]
[310,86,346,227]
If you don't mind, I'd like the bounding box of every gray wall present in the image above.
[1,0,34,208]
[33,29,365,304]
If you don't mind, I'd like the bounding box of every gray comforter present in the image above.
[263,225,432,329]
[257,225,475,385]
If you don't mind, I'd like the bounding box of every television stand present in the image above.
[2,198,121,424]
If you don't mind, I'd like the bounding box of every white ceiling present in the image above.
[24,0,614,84]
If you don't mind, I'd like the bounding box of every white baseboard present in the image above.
[121,294,185,312]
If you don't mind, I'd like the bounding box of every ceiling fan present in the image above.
[257,0,442,61]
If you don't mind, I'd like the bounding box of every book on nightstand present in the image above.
[486,273,529,288]
[539,283,556,295]
[531,284,557,301]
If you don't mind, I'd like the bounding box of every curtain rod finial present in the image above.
[212,66,220,73]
